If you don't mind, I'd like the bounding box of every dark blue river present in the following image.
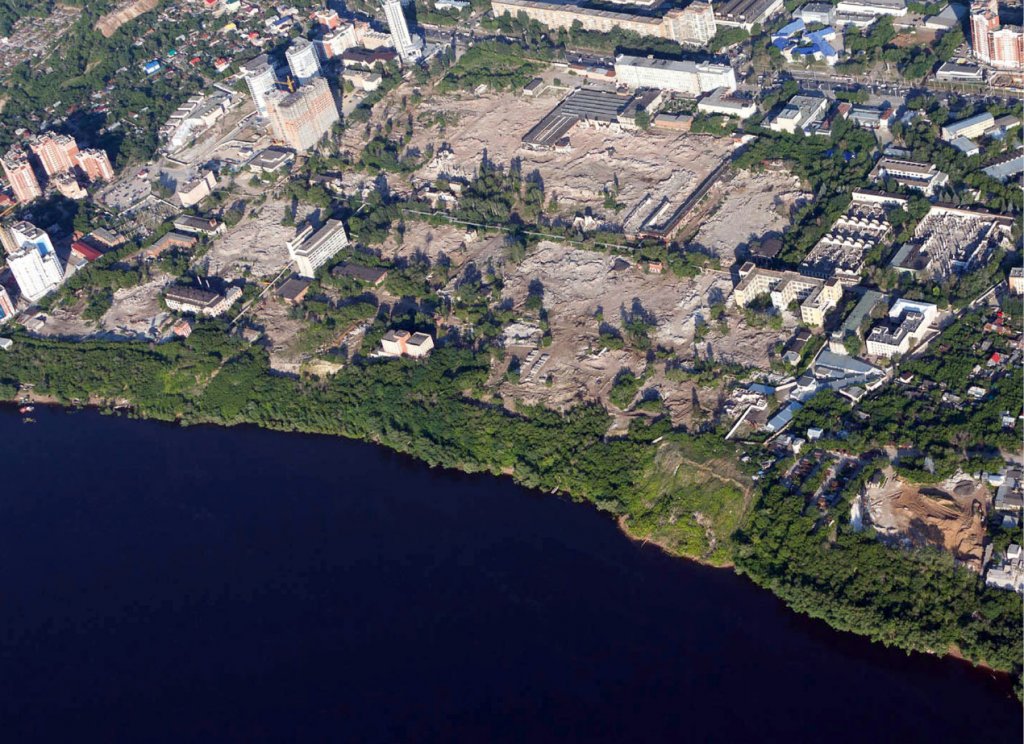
[1,406,1019,742]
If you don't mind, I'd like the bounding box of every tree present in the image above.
[634,109,651,130]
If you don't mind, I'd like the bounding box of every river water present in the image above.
[1,406,1019,742]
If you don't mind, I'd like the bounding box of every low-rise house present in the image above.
[940,112,994,142]
[277,277,311,304]
[935,61,983,82]
[697,87,756,119]
[173,215,225,237]
[782,327,812,365]
[249,147,294,174]
[982,151,1024,184]
[380,329,434,358]
[143,231,197,259]
[842,104,894,130]
[84,227,127,251]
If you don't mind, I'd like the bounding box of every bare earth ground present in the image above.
[395,90,733,222]
[863,467,990,571]
[204,196,315,281]
[690,170,808,260]
[496,241,788,420]
[380,220,474,265]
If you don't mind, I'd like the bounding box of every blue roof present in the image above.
[771,37,790,50]
[776,19,806,37]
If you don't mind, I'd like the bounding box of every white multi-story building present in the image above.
[7,221,64,302]
[287,219,350,278]
[286,38,321,85]
[490,0,716,45]
[614,55,736,95]
[316,24,358,60]
[732,262,842,327]
[241,54,277,117]
[865,299,937,358]
[266,76,340,153]
[868,158,949,196]
[381,0,423,62]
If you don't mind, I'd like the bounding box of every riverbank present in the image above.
[0,331,1020,689]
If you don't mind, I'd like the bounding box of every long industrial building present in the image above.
[614,55,736,95]
[713,0,785,30]
[489,0,717,45]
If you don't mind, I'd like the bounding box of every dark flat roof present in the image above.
[330,262,388,283]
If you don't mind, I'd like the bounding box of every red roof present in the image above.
[991,352,1002,363]
[71,240,103,262]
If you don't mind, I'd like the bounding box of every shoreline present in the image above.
[5,395,1017,693]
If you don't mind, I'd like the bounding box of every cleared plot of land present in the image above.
[690,170,807,260]
[863,467,990,572]
[95,0,160,38]
[497,241,785,416]
[204,196,311,280]
[406,90,733,221]
[380,220,474,265]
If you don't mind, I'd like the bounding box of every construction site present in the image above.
[860,466,991,572]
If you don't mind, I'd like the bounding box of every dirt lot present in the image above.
[689,170,807,260]
[863,467,990,572]
[496,241,787,422]
[204,195,315,280]
[364,88,734,226]
[35,272,174,340]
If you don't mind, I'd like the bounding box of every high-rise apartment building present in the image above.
[970,0,1024,69]
[7,221,64,302]
[266,76,340,152]
[29,133,79,178]
[287,219,350,278]
[381,0,422,63]
[286,38,322,85]
[1,150,42,204]
[241,54,278,117]
[75,148,115,182]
